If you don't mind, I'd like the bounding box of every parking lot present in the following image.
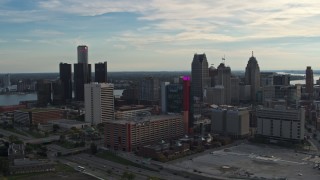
[173,143,320,179]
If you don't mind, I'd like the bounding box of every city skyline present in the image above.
[1,1,320,73]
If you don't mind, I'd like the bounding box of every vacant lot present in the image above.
[173,143,320,180]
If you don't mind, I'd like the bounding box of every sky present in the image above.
[0,0,320,73]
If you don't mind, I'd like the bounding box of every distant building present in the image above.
[160,82,170,113]
[191,53,209,101]
[49,119,90,129]
[239,84,251,102]
[52,80,64,105]
[74,63,91,101]
[205,86,225,105]
[231,76,240,105]
[14,108,64,126]
[306,66,314,98]
[74,45,91,101]
[36,80,51,107]
[3,74,11,90]
[166,83,183,113]
[59,63,72,102]
[122,84,139,104]
[77,45,88,64]
[245,52,260,102]
[95,62,108,83]
[256,106,305,142]
[104,114,184,152]
[217,63,231,104]
[139,77,160,105]
[273,74,290,86]
[85,83,114,125]
[209,65,218,87]
[211,106,250,138]
[260,72,274,87]
[183,76,191,133]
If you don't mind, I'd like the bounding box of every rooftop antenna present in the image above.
[222,55,226,64]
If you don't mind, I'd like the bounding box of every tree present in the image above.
[90,142,97,154]
[53,124,60,132]
[59,134,66,142]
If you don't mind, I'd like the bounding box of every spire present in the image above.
[252,51,254,57]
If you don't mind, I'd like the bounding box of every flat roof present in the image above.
[50,119,90,125]
[19,108,61,113]
[110,114,182,125]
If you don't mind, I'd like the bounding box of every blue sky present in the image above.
[0,0,320,73]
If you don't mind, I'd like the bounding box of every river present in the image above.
[0,90,124,106]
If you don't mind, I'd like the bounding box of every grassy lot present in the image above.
[96,151,158,172]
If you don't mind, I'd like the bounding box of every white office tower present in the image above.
[85,83,114,125]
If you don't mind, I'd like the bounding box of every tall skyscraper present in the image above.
[161,82,170,113]
[306,66,314,97]
[191,53,209,101]
[59,63,72,102]
[85,83,114,125]
[95,62,108,83]
[209,65,218,87]
[245,52,260,102]
[139,77,160,105]
[74,45,91,101]
[77,45,88,64]
[36,80,52,107]
[183,76,191,133]
[217,63,231,104]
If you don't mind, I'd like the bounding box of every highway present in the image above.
[63,153,188,180]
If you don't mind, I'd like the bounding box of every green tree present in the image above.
[53,124,60,132]
[90,142,97,154]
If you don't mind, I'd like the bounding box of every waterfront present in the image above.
[0,90,124,106]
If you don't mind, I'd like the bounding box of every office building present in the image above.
[74,63,91,101]
[161,82,170,113]
[256,106,305,141]
[205,86,225,105]
[95,62,108,83]
[273,74,290,86]
[183,76,191,133]
[52,80,64,105]
[239,84,251,102]
[306,66,314,98]
[166,83,183,113]
[260,72,274,87]
[191,53,209,101]
[85,83,114,125]
[211,106,250,138]
[231,76,240,105]
[14,108,64,126]
[245,52,260,102]
[59,63,72,101]
[217,63,231,104]
[104,114,184,152]
[77,45,88,63]
[3,74,11,89]
[74,45,91,101]
[139,77,160,105]
[209,65,218,87]
[36,80,51,107]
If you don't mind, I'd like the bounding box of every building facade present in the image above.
[139,77,160,104]
[95,62,108,83]
[217,63,231,104]
[306,66,314,98]
[256,106,305,141]
[211,106,250,138]
[59,63,72,102]
[245,52,260,102]
[36,80,51,107]
[104,114,184,152]
[191,53,209,101]
[85,83,114,125]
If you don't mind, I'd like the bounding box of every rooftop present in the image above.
[50,119,90,125]
[110,114,182,125]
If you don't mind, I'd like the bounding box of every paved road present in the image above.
[64,153,188,180]
[0,128,31,140]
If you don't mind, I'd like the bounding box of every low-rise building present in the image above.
[211,106,250,138]
[49,119,90,129]
[14,108,64,126]
[256,106,305,142]
[115,105,152,120]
